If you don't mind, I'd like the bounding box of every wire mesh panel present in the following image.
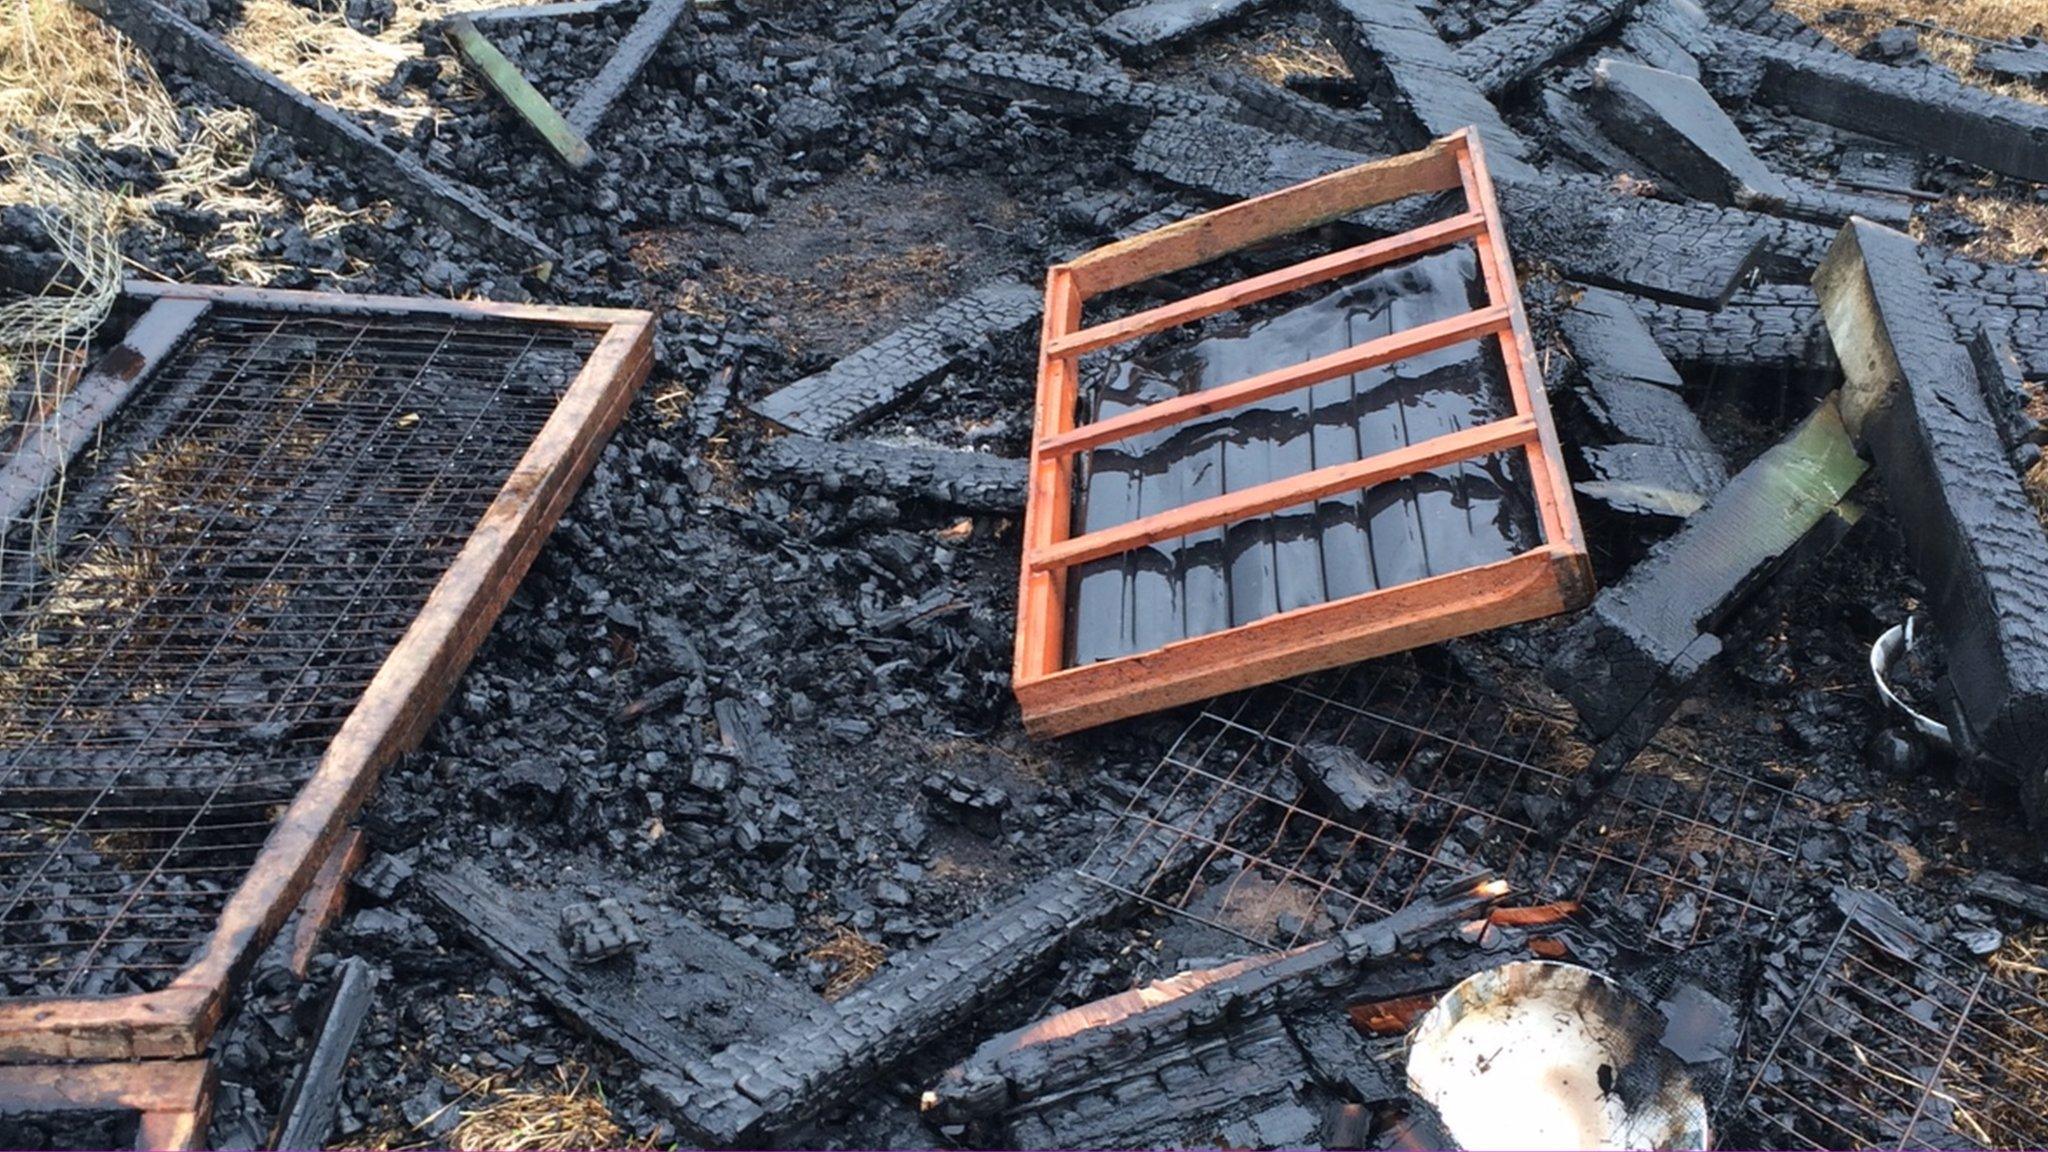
[1079,659,1815,951]
[0,305,598,999]
[1740,919,2048,1151]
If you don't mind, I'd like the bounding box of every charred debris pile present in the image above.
[5,0,2048,1146]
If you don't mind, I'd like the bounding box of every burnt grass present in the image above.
[5,0,2048,1146]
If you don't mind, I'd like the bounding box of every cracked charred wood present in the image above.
[1616,0,1719,77]
[1317,0,1539,179]
[650,869,1139,1146]
[1095,0,1269,61]
[1205,71,1387,153]
[1545,397,1866,742]
[1734,32,2048,183]
[419,861,821,1076]
[1454,0,1640,96]
[1128,115,1765,307]
[1813,219,2048,829]
[1559,285,1728,520]
[1966,871,2048,922]
[75,0,554,261]
[936,51,1227,122]
[1637,285,1827,378]
[753,435,1025,513]
[1968,324,2045,474]
[923,873,1502,1129]
[270,958,376,1152]
[561,0,691,138]
[750,279,1040,438]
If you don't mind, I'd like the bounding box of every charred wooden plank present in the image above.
[418,860,819,1077]
[271,957,376,1152]
[1545,397,1866,740]
[1975,40,2048,87]
[1560,285,1688,394]
[1616,0,1719,78]
[1739,33,2048,183]
[937,51,1227,121]
[1318,0,1538,180]
[561,0,691,137]
[1591,57,1792,207]
[76,0,554,260]
[1096,0,1269,61]
[753,435,1025,513]
[750,280,1041,438]
[1206,70,1388,153]
[1965,870,2048,922]
[1455,0,1639,95]
[1813,219,2048,826]
[1637,285,1826,375]
[1576,443,1730,521]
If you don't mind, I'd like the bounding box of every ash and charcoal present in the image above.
[5,0,2048,1146]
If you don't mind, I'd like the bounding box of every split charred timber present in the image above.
[1205,72,1388,154]
[1968,325,2046,474]
[1557,285,1728,521]
[1545,397,1866,754]
[1455,0,1640,95]
[937,52,1228,122]
[74,0,554,262]
[752,436,1026,514]
[451,0,643,29]
[560,0,691,140]
[1318,0,1540,179]
[1965,871,2048,922]
[419,861,822,1075]
[1637,285,1829,380]
[1733,31,2048,183]
[270,958,376,1152]
[921,874,1506,1145]
[1129,117,1767,307]
[1813,219,2048,832]
[1095,0,1269,61]
[749,279,1040,438]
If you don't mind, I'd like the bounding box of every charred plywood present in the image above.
[1014,130,1590,737]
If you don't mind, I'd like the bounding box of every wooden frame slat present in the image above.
[1013,128,1593,738]
[0,283,654,1062]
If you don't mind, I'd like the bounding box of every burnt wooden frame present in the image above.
[1014,129,1591,737]
[0,1059,215,1149]
[0,281,654,1061]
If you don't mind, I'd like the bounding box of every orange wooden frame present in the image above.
[1013,129,1592,737]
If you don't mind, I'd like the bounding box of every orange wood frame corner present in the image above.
[1013,128,1592,738]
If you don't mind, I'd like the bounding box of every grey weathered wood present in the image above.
[419,860,820,1076]
[753,435,1025,513]
[562,0,691,136]
[75,0,554,260]
[1545,398,1867,738]
[271,957,376,1152]
[1738,32,2048,183]
[0,297,208,530]
[1318,0,1538,180]
[1455,0,1640,95]
[750,279,1041,438]
[1812,219,2048,827]
[1095,0,1269,61]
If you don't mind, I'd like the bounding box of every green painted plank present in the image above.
[443,15,595,170]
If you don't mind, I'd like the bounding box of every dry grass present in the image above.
[1945,189,2048,265]
[225,0,496,129]
[404,1065,653,1152]
[1775,0,2048,104]
[1229,31,1350,85]
[807,925,886,1000]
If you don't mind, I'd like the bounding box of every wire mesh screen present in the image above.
[1740,918,2048,1150]
[1079,659,1816,951]
[0,306,595,998]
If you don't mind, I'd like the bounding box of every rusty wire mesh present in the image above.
[0,306,594,997]
[1740,917,2048,1150]
[1079,658,1817,952]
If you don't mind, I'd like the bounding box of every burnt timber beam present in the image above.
[73,0,554,262]
[270,957,377,1151]
[937,51,1228,121]
[1966,871,2048,922]
[752,435,1026,513]
[1318,0,1539,180]
[442,16,594,169]
[1545,396,1867,741]
[1454,0,1640,95]
[923,873,1502,1127]
[750,279,1041,438]
[561,0,691,138]
[1736,32,2048,184]
[1812,218,2048,827]
[1095,0,1270,61]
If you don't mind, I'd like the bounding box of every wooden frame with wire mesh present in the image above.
[1013,128,1591,737]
